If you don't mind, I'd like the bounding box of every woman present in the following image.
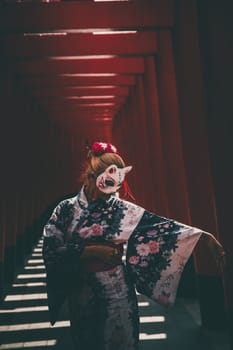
[43,141,225,350]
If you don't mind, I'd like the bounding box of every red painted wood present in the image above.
[0,1,174,32]
[32,86,129,97]
[51,110,115,117]
[45,96,126,103]
[156,30,190,223]
[139,75,159,210]
[119,96,140,202]
[143,56,169,216]
[39,98,126,108]
[45,117,109,130]
[44,105,121,114]
[4,32,158,57]
[19,75,136,88]
[173,1,220,276]
[55,120,113,146]
[131,79,147,207]
[15,57,145,75]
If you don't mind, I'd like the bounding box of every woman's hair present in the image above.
[80,146,126,200]
[81,150,125,186]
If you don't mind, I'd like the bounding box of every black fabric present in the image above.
[45,261,81,325]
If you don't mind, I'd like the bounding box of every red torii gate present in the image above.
[0,1,232,343]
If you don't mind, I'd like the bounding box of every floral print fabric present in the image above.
[126,211,202,306]
[43,187,203,349]
[68,265,139,350]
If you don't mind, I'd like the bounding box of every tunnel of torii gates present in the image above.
[0,0,232,343]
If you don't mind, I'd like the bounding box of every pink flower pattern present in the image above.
[90,224,103,236]
[129,256,140,265]
[51,213,57,221]
[147,230,158,236]
[148,240,160,254]
[91,212,102,218]
[136,243,151,257]
[157,293,170,306]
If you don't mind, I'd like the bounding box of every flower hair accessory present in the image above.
[92,142,118,156]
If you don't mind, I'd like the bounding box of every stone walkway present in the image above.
[0,239,231,350]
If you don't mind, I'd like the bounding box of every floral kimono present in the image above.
[43,187,203,350]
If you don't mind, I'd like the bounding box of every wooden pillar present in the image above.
[174,0,227,330]
[4,198,18,284]
[143,56,169,216]
[147,41,198,297]
[196,0,233,339]
[125,88,142,203]
[0,200,6,298]
[131,75,152,208]
[16,200,26,266]
[156,30,191,223]
[23,195,33,256]
[112,91,140,203]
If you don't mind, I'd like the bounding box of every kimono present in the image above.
[43,187,204,350]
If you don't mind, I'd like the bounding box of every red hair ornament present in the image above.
[92,142,118,156]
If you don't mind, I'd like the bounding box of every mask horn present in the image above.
[123,166,132,175]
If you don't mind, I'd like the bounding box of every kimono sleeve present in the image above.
[42,199,84,325]
[126,210,202,307]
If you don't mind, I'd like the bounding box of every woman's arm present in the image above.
[43,200,83,266]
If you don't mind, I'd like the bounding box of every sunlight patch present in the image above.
[0,306,48,314]
[140,316,165,323]
[24,265,45,270]
[12,282,46,287]
[27,259,44,264]
[31,253,42,257]
[4,293,47,301]
[139,333,167,340]
[17,273,46,279]
[138,302,150,307]
[0,320,70,332]
[0,339,56,349]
